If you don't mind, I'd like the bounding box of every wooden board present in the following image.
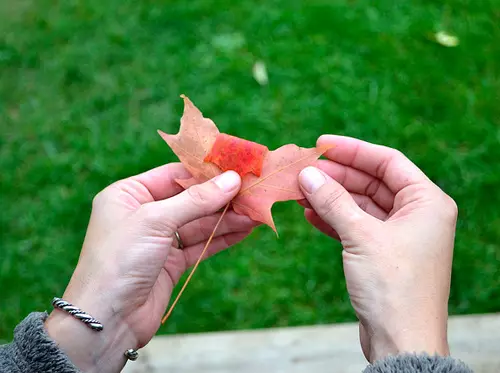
[123,313,500,373]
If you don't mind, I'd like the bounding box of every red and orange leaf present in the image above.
[158,96,331,323]
[159,95,330,323]
[158,95,330,233]
[204,133,268,177]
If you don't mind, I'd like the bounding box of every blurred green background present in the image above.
[1,0,500,341]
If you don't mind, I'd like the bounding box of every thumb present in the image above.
[141,171,241,232]
[299,166,369,238]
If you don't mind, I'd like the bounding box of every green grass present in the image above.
[1,0,500,340]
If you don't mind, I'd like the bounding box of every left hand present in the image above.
[45,163,257,373]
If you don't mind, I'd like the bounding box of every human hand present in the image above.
[298,135,457,362]
[45,164,257,373]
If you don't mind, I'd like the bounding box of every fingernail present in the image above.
[213,171,241,192]
[299,167,326,194]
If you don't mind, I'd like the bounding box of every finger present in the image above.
[304,208,340,241]
[317,135,430,193]
[299,166,375,238]
[129,163,191,201]
[143,171,241,232]
[316,159,395,212]
[182,231,252,267]
[299,192,388,221]
[177,210,259,247]
[297,198,312,209]
[350,193,388,221]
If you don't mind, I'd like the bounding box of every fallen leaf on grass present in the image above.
[434,31,459,47]
[252,60,269,85]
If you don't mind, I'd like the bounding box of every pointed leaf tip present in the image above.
[180,94,199,114]
[180,94,191,105]
[272,225,279,237]
[157,129,171,142]
[180,94,193,104]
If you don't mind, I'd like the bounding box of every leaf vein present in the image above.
[240,151,318,195]
[232,200,264,218]
[175,141,218,179]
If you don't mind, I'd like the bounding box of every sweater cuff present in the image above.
[10,312,81,373]
[363,353,473,373]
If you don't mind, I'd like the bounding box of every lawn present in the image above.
[1,0,500,340]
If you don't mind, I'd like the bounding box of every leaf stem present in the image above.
[161,202,231,324]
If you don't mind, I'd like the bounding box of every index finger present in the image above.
[127,162,191,201]
[318,135,430,193]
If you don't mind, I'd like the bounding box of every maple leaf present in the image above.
[159,95,329,233]
[159,95,330,324]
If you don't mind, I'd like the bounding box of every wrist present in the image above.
[45,274,138,373]
[367,315,449,363]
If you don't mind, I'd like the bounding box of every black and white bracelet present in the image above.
[52,297,104,331]
[51,297,139,361]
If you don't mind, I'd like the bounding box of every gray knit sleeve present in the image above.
[0,312,80,373]
[363,353,473,373]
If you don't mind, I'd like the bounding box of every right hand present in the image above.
[298,135,458,362]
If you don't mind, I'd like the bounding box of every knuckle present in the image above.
[442,195,458,220]
[392,148,405,158]
[373,149,398,179]
[137,203,177,235]
[364,178,382,198]
[318,188,347,218]
[348,210,366,227]
[91,181,121,208]
[91,192,103,208]
[187,184,212,209]
[384,147,404,160]
[92,188,109,208]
